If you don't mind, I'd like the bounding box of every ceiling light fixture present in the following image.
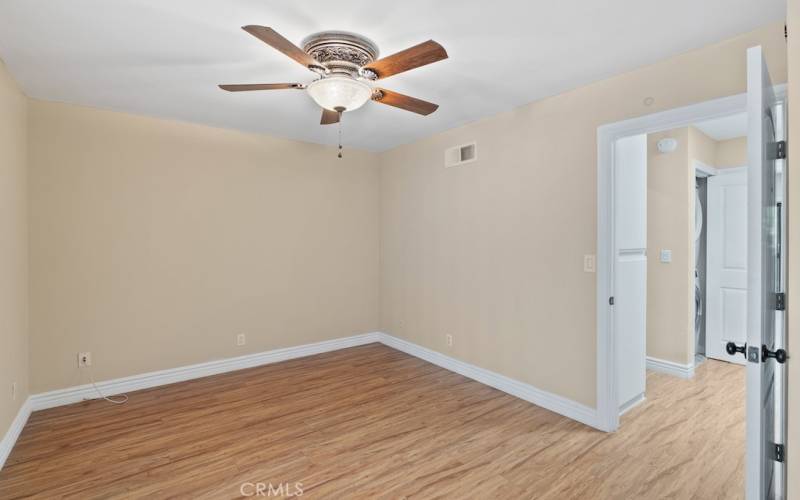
[306,76,373,112]
[219,26,448,158]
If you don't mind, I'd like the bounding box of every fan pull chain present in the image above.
[337,108,344,159]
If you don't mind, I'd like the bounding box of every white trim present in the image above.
[29,333,381,411]
[619,393,645,416]
[378,333,602,430]
[717,165,748,175]
[694,160,719,177]
[596,84,786,432]
[646,356,696,379]
[0,398,32,470]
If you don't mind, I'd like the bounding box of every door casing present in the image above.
[595,84,786,433]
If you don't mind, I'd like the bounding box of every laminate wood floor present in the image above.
[0,344,744,499]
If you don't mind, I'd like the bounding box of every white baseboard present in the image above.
[619,393,645,416]
[30,332,381,412]
[0,397,32,470]
[646,356,695,379]
[378,333,602,430]
[1,330,606,469]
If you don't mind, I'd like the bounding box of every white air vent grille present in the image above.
[445,142,477,167]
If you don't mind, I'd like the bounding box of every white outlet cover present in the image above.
[78,352,92,367]
[237,334,246,346]
[660,249,672,263]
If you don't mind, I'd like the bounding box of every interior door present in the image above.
[706,170,748,365]
[614,134,647,413]
[745,45,786,500]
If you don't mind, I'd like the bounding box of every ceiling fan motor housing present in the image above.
[301,31,380,79]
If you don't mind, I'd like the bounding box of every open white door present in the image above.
[745,45,787,500]
[613,134,647,413]
[706,169,748,365]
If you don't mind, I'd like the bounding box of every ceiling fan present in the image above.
[218,26,448,128]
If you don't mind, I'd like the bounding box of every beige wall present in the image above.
[787,0,799,494]
[0,60,28,436]
[379,23,786,408]
[28,101,380,393]
[688,126,718,168]
[715,136,748,168]
[646,128,693,365]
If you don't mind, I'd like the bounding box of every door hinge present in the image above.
[769,443,785,463]
[609,296,614,306]
[769,140,787,160]
[776,292,786,311]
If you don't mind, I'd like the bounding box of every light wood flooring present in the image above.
[0,343,745,499]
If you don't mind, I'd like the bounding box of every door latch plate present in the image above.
[768,140,787,160]
[748,346,760,363]
[776,292,786,311]
[769,443,785,463]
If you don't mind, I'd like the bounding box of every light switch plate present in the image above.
[583,254,596,273]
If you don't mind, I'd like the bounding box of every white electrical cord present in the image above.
[87,368,128,405]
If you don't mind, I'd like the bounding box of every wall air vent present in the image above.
[445,142,477,168]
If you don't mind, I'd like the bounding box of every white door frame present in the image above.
[595,84,786,433]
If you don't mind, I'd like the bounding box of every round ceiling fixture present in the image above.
[218,25,447,157]
[306,76,373,112]
[218,25,446,123]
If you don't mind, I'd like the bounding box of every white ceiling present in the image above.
[0,0,785,151]
[694,112,748,141]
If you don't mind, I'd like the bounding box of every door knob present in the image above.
[761,345,788,364]
[726,342,747,358]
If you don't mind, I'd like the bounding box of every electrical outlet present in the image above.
[77,352,92,368]
[11,381,16,400]
[583,254,596,273]
[237,333,246,346]
[446,334,453,347]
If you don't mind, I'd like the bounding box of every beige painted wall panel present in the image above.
[715,136,748,168]
[688,126,718,167]
[28,101,380,393]
[787,0,799,494]
[379,23,786,408]
[647,128,693,365]
[0,60,28,436]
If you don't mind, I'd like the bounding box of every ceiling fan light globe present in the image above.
[307,77,372,112]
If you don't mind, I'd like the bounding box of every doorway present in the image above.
[612,121,750,417]
[597,52,787,497]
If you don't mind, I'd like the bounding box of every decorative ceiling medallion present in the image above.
[301,31,379,75]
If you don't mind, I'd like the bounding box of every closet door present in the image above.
[614,134,647,412]
[705,169,748,365]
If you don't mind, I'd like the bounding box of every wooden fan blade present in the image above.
[364,40,448,79]
[242,25,319,68]
[320,108,340,125]
[373,88,439,115]
[218,83,304,92]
